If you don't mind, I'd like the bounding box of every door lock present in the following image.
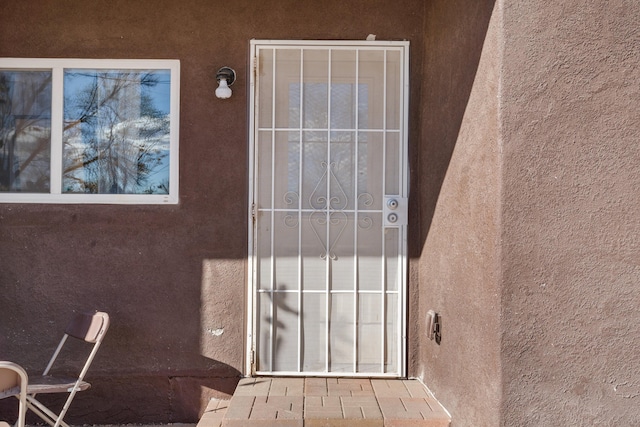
[383,196,408,226]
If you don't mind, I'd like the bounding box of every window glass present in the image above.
[62,69,171,195]
[0,70,52,193]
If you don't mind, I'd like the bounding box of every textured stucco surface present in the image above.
[2,0,639,426]
[416,0,640,426]
[0,0,425,423]
[500,0,640,425]
[415,1,502,426]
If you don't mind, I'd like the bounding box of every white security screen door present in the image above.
[248,40,409,377]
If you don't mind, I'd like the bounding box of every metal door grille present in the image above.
[248,40,409,377]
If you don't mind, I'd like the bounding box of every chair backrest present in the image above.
[0,365,21,393]
[0,360,27,394]
[42,311,110,377]
[65,311,110,343]
[0,361,28,427]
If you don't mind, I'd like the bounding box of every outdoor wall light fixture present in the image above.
[215,67,236,99]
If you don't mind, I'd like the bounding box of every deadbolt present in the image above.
[383,196,407,226]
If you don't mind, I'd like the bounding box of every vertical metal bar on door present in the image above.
[269,48,277,372]
[352,48,360,373]
[324,48,332,373]
[381,49,388,373]
[297,48,304,373]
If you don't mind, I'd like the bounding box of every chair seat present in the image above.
[27,376,91,394]
[0,385,21,399]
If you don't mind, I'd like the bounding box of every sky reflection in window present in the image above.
[63,69,171,194]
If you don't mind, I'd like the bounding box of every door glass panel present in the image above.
[302,50,328,129]
[302,292,326,371]
[358,50,384,130]
[357,132,383,210]
[330,293,354,372]
[301,131,327,210]
[257,292,273,370]
[357,83,369,130]
[301,211,326,291]
[385,228,399,292]
[358,292,382,373]
[385,132,400,195]
[257,131,272,208]
[257,211,272,291]
[358,212,382,291]
[258,49,273,128]
[274,211,299,290]
[272,291,299,371]
[275,49,300,129]
[385,293,398,372]
[386,50,401,130]
[274,131,299,210]
[330,49,356,129]
[330,213,355,291]
[330,131,355,210]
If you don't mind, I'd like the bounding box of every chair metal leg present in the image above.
[25,396,71,427]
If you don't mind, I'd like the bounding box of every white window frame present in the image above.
[0,58,180,204]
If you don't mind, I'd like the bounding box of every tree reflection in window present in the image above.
[63,69,171,194]
[0,70,52,193]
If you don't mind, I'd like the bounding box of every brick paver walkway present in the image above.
[198,378,450,427]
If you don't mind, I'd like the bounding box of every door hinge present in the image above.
[252,56,258,80]
[251,203,256,221]
[250,349,256,368]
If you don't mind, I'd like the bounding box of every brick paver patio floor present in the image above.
[198,377,450,427]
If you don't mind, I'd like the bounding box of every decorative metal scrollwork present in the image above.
[309,211,348,260]
[278,161,376,259]
[283,191,300,227]
[283,191,299,206]
[358,215,373,230]
[309,161,348,211]
[358,192,374,208]
[284,214,298,228]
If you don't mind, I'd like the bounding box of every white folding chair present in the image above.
[25,311,110,427]
[0,361,28,427]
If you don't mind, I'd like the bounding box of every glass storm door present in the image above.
[248,40,409,377]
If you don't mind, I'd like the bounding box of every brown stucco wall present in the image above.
[500,0,640,425]
[0,0,425,423]
[3,1,638,425]
[415,0,502,426]
[416,0,640,426]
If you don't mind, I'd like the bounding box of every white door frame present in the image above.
[247,39,410,377]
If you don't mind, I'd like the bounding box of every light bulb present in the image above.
[215,78,232,99]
